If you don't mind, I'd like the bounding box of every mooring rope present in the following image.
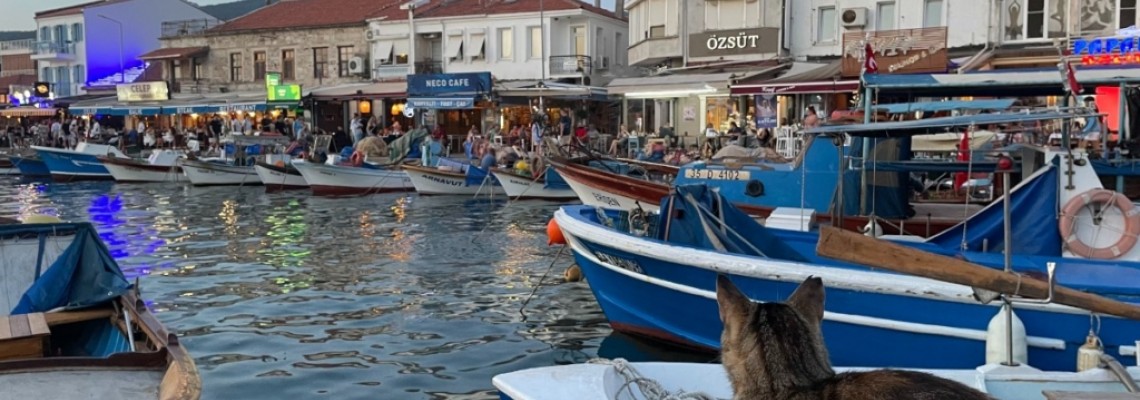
[587,358,724,400]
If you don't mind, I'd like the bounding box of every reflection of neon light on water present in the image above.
[88,194,165,269]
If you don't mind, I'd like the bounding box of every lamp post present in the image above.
[97,14,125,83]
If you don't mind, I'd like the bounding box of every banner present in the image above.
[755,95,777,128]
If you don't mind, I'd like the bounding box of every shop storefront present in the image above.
[495,81,611,137]
[307,81,407,133]
[731,61,859,127]
[407,72,494,149]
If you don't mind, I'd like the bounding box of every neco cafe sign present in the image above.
[688,28,779,58]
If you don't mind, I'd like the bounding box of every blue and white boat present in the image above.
[8,155,51,177]
[31,143,129,182]
[403,157,505,196]
[553,111,1140,372]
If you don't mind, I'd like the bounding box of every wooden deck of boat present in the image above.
[1043,391,1140,399]
[0,369,164,400]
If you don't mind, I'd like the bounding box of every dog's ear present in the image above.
[787,276,825,323]
[716,274,751,323]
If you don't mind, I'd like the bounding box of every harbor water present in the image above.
[0,177,711,399]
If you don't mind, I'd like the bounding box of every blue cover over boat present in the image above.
[8,222,131,314]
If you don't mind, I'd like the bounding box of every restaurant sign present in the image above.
[407,72,492,97]
[841,27,948,77]
[116,81,170,102]
[688,28,779,58]
[1071,26,1140,66]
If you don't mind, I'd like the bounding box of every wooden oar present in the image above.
[816,226,1140,321]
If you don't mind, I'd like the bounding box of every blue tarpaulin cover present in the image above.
[656,184,808,262]
[544,167,570,190]
[10,223,131,314]
[875,99,1016,114]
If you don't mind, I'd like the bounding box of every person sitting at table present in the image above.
[609,124,630,155]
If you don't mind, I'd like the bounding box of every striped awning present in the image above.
[0,107,57,117]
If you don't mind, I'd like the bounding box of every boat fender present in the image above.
[547,218,566,246]
[564,264,582,282]
[985,304,1027,365]
[350,151,364,167]
[1059,189,1140,259]
[744,180,764,197]
[1077,332,1104,372]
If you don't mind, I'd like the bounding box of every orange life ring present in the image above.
[350,152,364,167]
[1059,189,1140,259]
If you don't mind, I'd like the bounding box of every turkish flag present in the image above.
[954,132,970,192]
[1062,60,1083,95]
[864,43,878,74]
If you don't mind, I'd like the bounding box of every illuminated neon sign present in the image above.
[1072,26,1140,65]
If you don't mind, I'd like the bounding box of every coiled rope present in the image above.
[587,358,724,400]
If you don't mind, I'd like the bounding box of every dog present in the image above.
[715,275,994,400]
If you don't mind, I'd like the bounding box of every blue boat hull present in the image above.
[35,149,113,182]
[10,155,51,177]
[557,206,1139,372]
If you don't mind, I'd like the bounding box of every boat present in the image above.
[8,155,50,177]
[490,166,578,200]
[181,134,290,187]
[31,143,129,182]
[98,150,185,183]
[403,159,505,196]
[553,110,1140,371]
[493,358,1140,400]
[0,156,19,175]
[292,159,413,196]
[0,220,200,399]
[254,161,308,190]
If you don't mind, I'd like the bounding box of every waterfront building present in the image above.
[0,38,41,114]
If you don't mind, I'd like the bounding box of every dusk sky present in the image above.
[0,0,236,31]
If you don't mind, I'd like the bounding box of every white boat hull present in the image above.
[559,168,660,212]
[180,160,260,186]
[0,168,18,175]
[490,170,579,200]
[293,161,413,195]
[405,166,505,196]
[103,160,184,183]
[494,361,1140,400]
[254,164,308,189]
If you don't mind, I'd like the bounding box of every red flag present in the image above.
[954,132,970,192]
[864,43,879,74]
[1062,59,1083,95]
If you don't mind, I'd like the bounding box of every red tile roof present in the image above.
[422,0,622,20]
[209,0,403,33]
[138,46,209,61]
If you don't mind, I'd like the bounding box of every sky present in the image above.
[0,0,234,31]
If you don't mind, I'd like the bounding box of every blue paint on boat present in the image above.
[32,145,121,181]
[9,155,51,176]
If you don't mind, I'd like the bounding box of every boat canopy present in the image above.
[874,99,1016,114]
[804,110,1096,137]
[5,223,130,315]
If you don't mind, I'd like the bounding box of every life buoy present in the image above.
[1059,189,1140,259]
[745,180,764,197]
[350,152,364,167]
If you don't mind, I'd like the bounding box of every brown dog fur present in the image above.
[715,275,994,400]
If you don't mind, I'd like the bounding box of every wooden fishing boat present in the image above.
[0,221,200,399]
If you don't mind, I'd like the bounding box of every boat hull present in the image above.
[254,163,308,190]
[100,157,184,183]
[403,165,505,196]
[490,170,578,200]
[293,161,413,196]
[9,156,51,177]
[554,206,1140,372]
[32,147,113,182]
[180,160,260,186]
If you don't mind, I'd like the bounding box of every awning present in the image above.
[308,81,406,99]
[469,34,485,58]
[874,99,1017,114]
[730,60,857,95]
[609,65,784,98]
[407,97,476,109]
[70,92,272,115]
[446,36,464,59]
[496,81,608,100]
[138,46,209,61]
[864,66,1140,97]
[376,41,394,62]
[0,107,56,117]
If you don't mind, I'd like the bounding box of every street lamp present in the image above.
[97,14,125,83]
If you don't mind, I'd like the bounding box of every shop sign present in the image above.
[407,72,492,97]
[841,27,948,77]
[407,97,474,109]
[688,28,779,58]
[227,104,260,112]
[117,81,170,102]
[754,94,777,128]
[268,84,301,102]
[1072,26,1140,65]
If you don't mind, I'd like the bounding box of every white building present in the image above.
[32,0,218,98]
[787,0,988,58]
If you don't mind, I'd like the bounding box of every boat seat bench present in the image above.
[0,313,49,361]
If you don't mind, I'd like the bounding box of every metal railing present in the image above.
[414,60,442,74]
[0,39,34,52]
[32,41,75,55]
[550,55,592,76]
[161,19,218,38]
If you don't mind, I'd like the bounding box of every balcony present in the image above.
[0,39,34,56]
[549,55,593,77]
[161,19,218,38]
[414,60,443,74]
[31,41,77,62]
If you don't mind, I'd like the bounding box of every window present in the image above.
[572,26,586,55]
[615,32,624,64]
[1123,0,1137,29]
[649,25,665,38]
[173,60,182,80]
[55,66,68,96]
[498,28,513,60]
[529,26,542,59]
[313,47,328,78]
[54,25,66,44]
[1004,0,1069,40]
[642,0,675,38]
[42,67,51,82]
[337,46,354,77]
[705,0,752,30]
[923,0,944,27]
[230,52,242,82]
[39,27,50,41]
[71,23,83,42]
[253,51,266,80]
[596,27,605,62]
[74,65,85,85]
[818,7,837,42]
[192,58,203,80]
[282,49,295,80]
[876,2,896,31]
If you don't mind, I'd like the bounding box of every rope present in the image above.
[587,358,724,400]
